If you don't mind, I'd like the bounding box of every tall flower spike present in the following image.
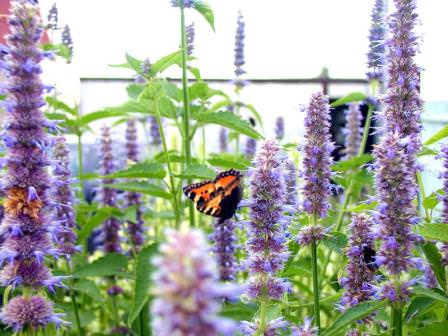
[186,22,195,56]
[47,3,58,30]
[53,137,78,258]
[339,214,375,312]
[148,116,162,146]
[152,229,239,336]
[219,128,228,153]
[234,11,246,78]
[366,0,386,81]
[244,139,290,334]
[275,116,285,141]
[211,218,237,281]
[245,137,256,159]
[343,103,363,159]
[300,92,334,218]
[100,126,121,253]
[0,0,64,331]
[61,25,73,62]
[382,0,422,154]
[374,133,419,301]
[284,160,298,208]
[440,143,448,265]
[170,0,195,8]
[125,119,145,252]
[291,318,318,336]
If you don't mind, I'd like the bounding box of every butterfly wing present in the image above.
[183,180,216,211]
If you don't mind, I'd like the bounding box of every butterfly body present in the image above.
[183,169,243,219]
[362,246,378,272]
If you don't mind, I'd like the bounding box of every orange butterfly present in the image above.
[183,169,243,219]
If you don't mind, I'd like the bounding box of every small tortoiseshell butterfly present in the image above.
[183,169,243,219]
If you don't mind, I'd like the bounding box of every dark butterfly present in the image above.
[362,246,378,272]
[183,169,243,220]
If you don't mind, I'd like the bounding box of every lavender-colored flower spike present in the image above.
[300,92,334,218]
[219,128,228,153]
[61,24,73,62]
[241,317,289,336]
[245,140,290,330]
[53,137,78,258]
[212,218,237,281]
[439,143,448,265]
[374,133,419,301]
[366,0,386,81]
[186,22,195,56]
[339,214,375,311]
[47,3,58,30]
[245,137,257,159]
[100,126,121,253]
[125,119,145,252]
[284,160,298,208]
[135,58,151,84]
[275,116,285,141]
[0,0,65,330]
[343,103,363,159]
[148,116,162,146]
[291,317,318,336]
[234,11,245,77]
[382,0,422,153]
[152,229,239,336]
[170,0,195,8]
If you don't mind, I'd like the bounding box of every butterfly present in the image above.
[183,169,243,219]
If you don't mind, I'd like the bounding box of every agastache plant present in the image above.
[244,139,290,335]
[125,119,145,252]
[53,137,78,258]
[61,25,73,62]
[284,160,298,208]
[152,229,238,336]
[343,103,363,159]
[0,0,65,331]
[233,11,247,89]
[186,22,195,56]
[47,3,58,30]
[366,0,386,81]
[439,143,448,265]
[212,218,237,281]
[219,128,228,153]
[275,116,285,141]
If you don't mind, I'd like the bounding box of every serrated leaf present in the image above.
[46,96,77,115]
[207,154,250,170]
[103,161,166,179]
[105,182,171,199]
[127,84,145,99]
[424,125,448,146]
[347,201,378,213]
[72,253,128,278]
[405,296,435,322]
[125,53,143,73]
[195,111,262,140]
[332,154,373,172]
[419,223,448,243]
[331,92,367,107]
[322,301,385,336]
[421,242,446,290]
[128,244,158,326]
[71,279,105,302]
[177,164,216,180]
[193,1,215,31]
[79,109,130,126]
[413,287,448,304]
[423,190,443,211]
[221,302,257,321]
[415,321,448,336]
[151,50,183,76]
[322,232,348,252]
[77,206,122,242]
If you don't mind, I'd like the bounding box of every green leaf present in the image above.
[151,50,183,76]
[177,164,216,180]
[77,206,122,242]
[127,84,145,99]
[103,161,166,179]
[423,190,443,211]
[79,109,130,126]
[413,286,448,304]
[42,43,72,62]
[207,154,250,170]
[347,201,378,213]
[71,279,105,302]
[424,124,448,146]
[221,302,257,321]
[46,97,77,115]
[332,154,373,172]
[405,296,435,322]
[419,223,448,243]
[330,92,367,107]
[72,253,128,278]
[322,232,348,252]
[421,242,446,290]
[416,321,448,336]
[128,244,159,326]
[322,301,385,336]
[105,181,172,199]
[244,103,264,129]
[419,146,439,157]
[193,1,215,31]
[125,53,143,73]
[195,111,262,140]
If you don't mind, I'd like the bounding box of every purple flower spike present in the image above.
[0,295,65,332]
[170,0,195,8]
[381,0,422,154]
[219,128,228,153]
[275,116,285,141]
[245,137,257,159]
[125,119,145,252]
[61,25,73,62]
[347,330,369,336]
[291,317,318,336]
[186,22,195,56]
[340,214,375,314]
[297,225,326,246]
[100,126,122,253]
[284,160,298,208]
[241,317,289,336]
[300,92,334,218]
[343,103,363,159]
[152,229,239,336]
[0,1,66,329]
[366,0,386,81]
[47,3,58,30]
[53,137,78,258]
[212,218,237,281]
[234,11,246,79]
[245,139,290,301]
[439,143,448,265]
[147,116,162,146]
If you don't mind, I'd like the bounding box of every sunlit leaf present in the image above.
[424,125,448,146]
[331,92,367,107]
[105,182,172,199]
[419,223,448,243]
[193,1,215,31]
[103,161,166,179]
[72,253,128,278]
[177,164,216,180]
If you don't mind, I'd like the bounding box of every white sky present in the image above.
[38,0,448,102]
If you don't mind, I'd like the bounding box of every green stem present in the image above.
[155,98,181,228]
[256,293,268,336]
[66,261,85,336]
[77,132,84,197]
[416,171,431,222]
[179,4,195,228]
[391,304,403,336]
[311,215,321,329]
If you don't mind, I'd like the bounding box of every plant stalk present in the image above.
[311,215,321,329]
[66,261,85,336]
